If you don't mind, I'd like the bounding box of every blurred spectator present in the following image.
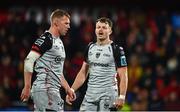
[128,54,143,91]
[148,90,164,110]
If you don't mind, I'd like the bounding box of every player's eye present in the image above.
[102,26,107,29]
[96,26,100,29]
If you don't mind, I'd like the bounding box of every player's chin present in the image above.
[97,36,105,39]
[99,37,106,41]
[62,32,68,36]
[61,33,66,36]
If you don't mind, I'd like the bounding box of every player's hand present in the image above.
[20,87,31,102]
[113,98,125,109]
[66,88,76,105]
[66,95,73,105]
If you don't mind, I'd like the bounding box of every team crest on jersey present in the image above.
[96,52,101,58]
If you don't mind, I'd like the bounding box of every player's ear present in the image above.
[109,28,112,35]
[55,20,58,27]
[53,18,58,27]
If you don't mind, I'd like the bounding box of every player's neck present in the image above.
[97,39,112,46]
[48,27,60,38]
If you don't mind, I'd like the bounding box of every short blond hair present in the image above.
[50,9,70,23]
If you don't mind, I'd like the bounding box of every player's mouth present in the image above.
[98,32,103,36]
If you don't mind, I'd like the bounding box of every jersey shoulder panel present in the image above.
[111,42,127,68]
[31,32,53,55]
[84,42,95,62]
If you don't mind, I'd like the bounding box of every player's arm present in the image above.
[21,51,40,102]
[117,66,128,100]
[71,42,91,91]
[60,75,76,100]
[66,42,91,105]
[113,66,128,109]
[60,75,71,92]
[114,46,128,100]
[113,45,128,108]
[71,61,89,91]
[66,62,89,105]
[21,32,52,102]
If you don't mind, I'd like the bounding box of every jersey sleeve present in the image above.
[113,44,127,68]
[31,32,53,55]
[84,42,93,63]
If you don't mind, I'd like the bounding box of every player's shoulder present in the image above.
[33,31,53,49]
[88,41,95,46]
[39,32,53,40]
[111,42,124,50]
[111,42,125,55]
[88,41,96,49]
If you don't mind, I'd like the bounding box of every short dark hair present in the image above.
[96,17,113,28]
[50,9,70,22]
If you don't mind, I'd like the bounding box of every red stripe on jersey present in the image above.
[32,45,40,51]
[31,45,42,55]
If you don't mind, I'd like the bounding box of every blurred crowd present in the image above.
[0,7,179,111]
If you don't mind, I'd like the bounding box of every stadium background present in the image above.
[0,0,179,111]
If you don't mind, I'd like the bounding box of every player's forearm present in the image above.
[71,62,89,91]
[118,67,128,96]
[71,72,86,91]
[119,75,128,95]
[24,72,33,88]
[60,75,71,92]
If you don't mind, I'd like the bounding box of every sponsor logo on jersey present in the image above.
[97,49,102,51]
[55,56,65,63]
[103,53,111,57]
[96,52,101,58]
[91,62,109,67]
[120,56,127,66]
[35,38,44,46]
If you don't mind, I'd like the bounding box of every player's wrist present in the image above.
[118,95,125,100]
[70,88,75,92]
[24,85,31,89]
